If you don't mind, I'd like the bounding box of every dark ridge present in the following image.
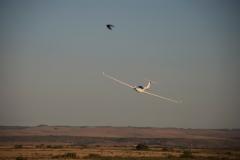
[1,125,240,130]
[0,126,30,130]
[0,136,240,149]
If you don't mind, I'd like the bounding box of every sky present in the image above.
[1,0,240,128]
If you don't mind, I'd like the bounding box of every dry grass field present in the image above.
[0,145,240,160]
[0,126,240,159]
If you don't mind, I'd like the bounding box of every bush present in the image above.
[80,144,88,148]
[225,151,232,155]
[52,145,63,149]
[14,144,23,149]
[162,147,173,152]
[180,150,193,158]
[166,154,176,159]
[86,153,102,159]
[52,152,77,159]
[64,152,77,158]
[35,144,45,148]
[46,145,63,149]
[16,156,27,160]
[136,143,149,151]
[46,145,52,148]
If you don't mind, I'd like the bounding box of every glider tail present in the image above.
[144,81,151,90]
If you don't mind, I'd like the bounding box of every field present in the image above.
[0,126,240,159]
[0,145,240,160]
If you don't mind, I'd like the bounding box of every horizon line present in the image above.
[0,125,239,130]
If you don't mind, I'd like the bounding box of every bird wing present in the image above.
[106,24,114,30]
[143,91,182,103]
[102,72,134,88]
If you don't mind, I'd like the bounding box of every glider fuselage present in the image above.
[135,86,145,93]
[102,72,180,103]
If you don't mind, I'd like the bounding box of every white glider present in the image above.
[102,72,181,103]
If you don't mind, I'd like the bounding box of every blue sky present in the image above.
[1,0,240,128]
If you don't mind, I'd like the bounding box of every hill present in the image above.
[0,126,239,148]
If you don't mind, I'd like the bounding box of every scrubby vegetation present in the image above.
[46,144,63,149]
[35,144,64,149]
[15,156,27,160]
[136,143,149,151]
[85,153,102,159]
[0,145,238,160]
[52,152,77,159]
[179,150,193,158]
[161,147,174,152]
[35,144,45,148]
[14,144,23,149]
[84,156,167,160]
[83,155,214,160]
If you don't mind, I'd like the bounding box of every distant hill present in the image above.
[0,126,239,139]
[0,126,240,148]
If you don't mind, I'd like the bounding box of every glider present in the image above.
[106,24,114,30]
[102,72,182,103]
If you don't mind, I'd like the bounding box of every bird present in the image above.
[106,24,114,30]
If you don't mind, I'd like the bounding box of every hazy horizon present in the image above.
[1,124,240,130]
[1,0,240,129]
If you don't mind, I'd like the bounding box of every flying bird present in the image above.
[102,72,182,103]
[106,24,114,30]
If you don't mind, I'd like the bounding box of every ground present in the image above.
[1,127,240,159]
[0,145,240,160]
